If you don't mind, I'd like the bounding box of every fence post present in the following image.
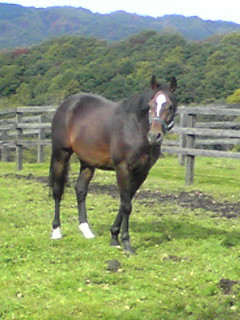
[1,125,9,161]
[185,114,196,185]
[2,144,9,162]
[16,111,23,170]
[178,112,187,165]
[38,115,45,163]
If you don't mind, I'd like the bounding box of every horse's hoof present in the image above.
[124,247,136,255]
[79,223,95,239]
[110,239,121,248]
[51,227,62,240]
[123,240,136,255]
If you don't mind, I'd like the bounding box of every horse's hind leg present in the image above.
[75,162,95,238]
[50,148,72,239]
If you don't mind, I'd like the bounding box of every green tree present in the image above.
[1,32,240,106]
[63,80,80,98]
[0,65,22,96]
[227,88,240,104]
[12,83,33,106]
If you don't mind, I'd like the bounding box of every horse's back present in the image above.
[52,93,115,136]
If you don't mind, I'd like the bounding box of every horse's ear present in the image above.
[169,77,177,92]
[150,75,159,90]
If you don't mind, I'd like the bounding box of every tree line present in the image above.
[0,31,240,108]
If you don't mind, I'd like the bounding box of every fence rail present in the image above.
[0,104,240,184]
[162,104,240,184]
[0,106,56,169]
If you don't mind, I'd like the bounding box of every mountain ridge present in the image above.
[0,3,240,49]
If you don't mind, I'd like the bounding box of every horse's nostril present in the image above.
[156,132,162,142]
[147,131,162,144]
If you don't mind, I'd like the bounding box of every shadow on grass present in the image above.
[91,217,240,252]
[130,218,240,250]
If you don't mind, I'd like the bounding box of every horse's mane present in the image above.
[118,90,153,114]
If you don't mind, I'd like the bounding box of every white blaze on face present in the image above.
[156,94,167,116]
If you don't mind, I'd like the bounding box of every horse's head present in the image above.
[148,76,177,145]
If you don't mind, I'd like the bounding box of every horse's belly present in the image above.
[72,140,114,169]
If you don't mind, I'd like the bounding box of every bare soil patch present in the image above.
[4,173,240,218]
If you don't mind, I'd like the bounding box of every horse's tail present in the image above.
[49,148,71,198]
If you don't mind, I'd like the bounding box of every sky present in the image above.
[2,0,240,24]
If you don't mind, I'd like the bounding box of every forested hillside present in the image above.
[0,31,240,107]
[0,3,240,49]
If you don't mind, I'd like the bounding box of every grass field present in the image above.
[1,156,240,320]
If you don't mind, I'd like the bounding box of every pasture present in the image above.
[1,156,240,320]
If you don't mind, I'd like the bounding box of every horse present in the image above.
[49,76,177,253]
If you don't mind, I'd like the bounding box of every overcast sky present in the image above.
[2,0,240,24]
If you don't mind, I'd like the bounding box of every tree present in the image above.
[1,32,240,106]
[227,88,240,104]
[12,83,33,106]
[0,65,22,96]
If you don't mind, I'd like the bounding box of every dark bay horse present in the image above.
[50,76,177,253]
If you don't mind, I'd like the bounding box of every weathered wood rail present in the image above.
[0,104,240,184]
[162,105,240,184]
[0,106,56,169]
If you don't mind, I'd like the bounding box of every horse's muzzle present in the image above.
[147,131,162,145]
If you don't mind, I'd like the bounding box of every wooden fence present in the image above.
[0,104,240,184]
[162,105,240,184]
[0,106,56,170]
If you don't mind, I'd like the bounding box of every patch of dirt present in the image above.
[219,278,239,295]
[163,255,186,262]
[3,173,240,218]
[3,173,49,184]
[106,260,122,272]
[136,189,240,219]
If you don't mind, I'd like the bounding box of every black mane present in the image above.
[118,90,154,114]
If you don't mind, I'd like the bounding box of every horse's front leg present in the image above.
[120,191,133,253]
[110,211,123,248]
[111,162,151,252]
[75,163,95,239]
[111,162,134,254]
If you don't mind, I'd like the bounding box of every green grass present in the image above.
[1,156,240,319]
